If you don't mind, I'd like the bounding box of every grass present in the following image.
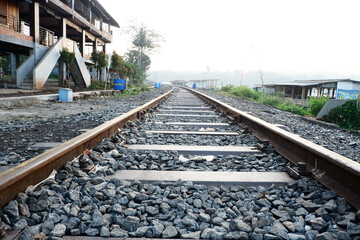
[219,85,360,130]
[220,84,309,116]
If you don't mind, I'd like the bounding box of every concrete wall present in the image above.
[16,54,34,87]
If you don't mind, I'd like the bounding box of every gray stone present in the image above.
[201,228,216,239]
[269,222,288,239]
[321,191,337,200]
[153,222,165,237]
[19,227,36,240]
[193,199,202,208]
[213,216,225,225]
[199,212,211,222]
[302,201,321,212]
[264,234,282,240]
[112,204,123,214]
[310,218,327,232]
[162,226,178,238]
[3,200,19,218]
[111,228,128,237]
[249,233,264,240]
[85,227,99,236]
[271,209,291,221]
[288,233,306,240]
[42,219,55,235]
[100,226,110,237]
[181,231,201,239]
[71,229,81,235]
[146,206,159,215]
[13,219,28,230]
[51,224,66,238]
[314,232,337,240]
[18,203,30,218]
[305,230,319,240]
[92,209,105,227]
[135,226,149,237]
[68,189,81,201]
[347,222,360,235]
[225,231,249,239]
[122,217,140,232]
[231,219,252,232]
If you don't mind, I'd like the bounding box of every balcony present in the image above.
[55,0,113,42]
[0,13,57,47]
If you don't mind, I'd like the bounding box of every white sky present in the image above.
[100,0,360,75]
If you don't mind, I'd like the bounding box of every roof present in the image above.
[265,79,360,87]
[92,0,120,28]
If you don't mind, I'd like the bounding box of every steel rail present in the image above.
[188,88,360,209]
[0,89,173,209]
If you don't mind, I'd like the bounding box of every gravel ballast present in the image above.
[199,90,360,164]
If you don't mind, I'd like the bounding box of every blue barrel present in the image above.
[159,83,161,88]
[193,83,196,89]
[155,83,159,88]
[114,79,126,90]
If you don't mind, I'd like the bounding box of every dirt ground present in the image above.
[0,99,115,122]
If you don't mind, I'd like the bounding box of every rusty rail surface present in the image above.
[0,89,173,209]
[188,88,360,209]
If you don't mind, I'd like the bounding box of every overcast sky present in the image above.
[100,0,360,76]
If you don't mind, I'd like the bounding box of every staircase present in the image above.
[69,45,90,88]
[17,37,90,90]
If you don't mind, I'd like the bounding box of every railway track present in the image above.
[1,87,360,239]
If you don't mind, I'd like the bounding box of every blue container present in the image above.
[155,83,159,88]
[193,83,196,89]
[159,83,161,88]
[59,88,73,102]
[114,79,126,90]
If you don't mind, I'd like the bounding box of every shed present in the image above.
[264,79,360,101]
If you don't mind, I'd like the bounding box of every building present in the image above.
[0,0,119,89]
[263,79,360,100]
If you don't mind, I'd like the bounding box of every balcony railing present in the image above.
[39,26,57,47]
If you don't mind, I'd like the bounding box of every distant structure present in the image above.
[0,0,119,89]
[170,79,218,89]
[259,79,360,100]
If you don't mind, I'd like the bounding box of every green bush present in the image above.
[221,84,234,92]
[307,96,329,116]
[89,81,113,90]
[278,100,308,116]
[323,100,360,129]
[259,95,283,107]
[228,86,261,101]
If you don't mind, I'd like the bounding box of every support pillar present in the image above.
[10,53,17,79]
[58,18,67,87]
[291,87,294,98]
[301,87,305,105]
[58,59,66,87]
[81,30,86,57]
[62,18,67,39]
[31,2,40,43]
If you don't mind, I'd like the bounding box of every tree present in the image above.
[110,51,123,78]
[126,24,163,82]
[91,51,107,81]
[125,50,151,74]
[59,48,75,88]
